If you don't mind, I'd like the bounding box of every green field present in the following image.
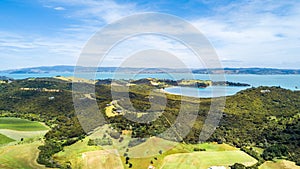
[0,141,48,169]
[53,137,102,168]
[0,129,48,141]
[0,117,48,131]
[161,150,257,169]
[0,133,15,145]
[119,137,252,169]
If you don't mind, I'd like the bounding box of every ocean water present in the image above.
[164,86,249,98]
[1,72,300,97]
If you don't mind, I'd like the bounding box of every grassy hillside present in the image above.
[0,141,49,169]
[161,151,257,169]
[0,133,14,145]
[0,117,48,131]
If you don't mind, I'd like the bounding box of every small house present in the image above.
[260,89,271,93]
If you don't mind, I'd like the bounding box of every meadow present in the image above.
[53,137,102,168]
[160,150,257,169]
[0,133,15,145]
[0,117,48,131]
[0,141,48,169]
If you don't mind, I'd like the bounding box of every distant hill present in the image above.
[192,68,300,74]
[1,66,300,74]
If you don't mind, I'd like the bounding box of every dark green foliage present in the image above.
[87,138,112,146]
[209,87,300,165]
[37,140,63,168]
[128,138,146,147]
[262,144,288,160]
[0,78,85,167]
[231,163,246,169]
[193,147,206,151]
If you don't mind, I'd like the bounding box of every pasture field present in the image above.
[0,133,14,145]
[121,137,249,169]
[160,150,257,169]
[128,137,177,158]
[0,117,48,131]
[53,137,102,168]
[259,160,300,169]
[0,141,48,169]
[82,149,123,169]
[0,129,47,141]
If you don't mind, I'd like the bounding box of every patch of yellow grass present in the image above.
[259,160,300,169]
[82,149,123,169]
[54,76,95,84]
[53,137,101,169]
[161,150,257,169]
[0,141,49,169]
[105,105,117,117]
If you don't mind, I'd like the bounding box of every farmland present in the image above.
[0,133,15,145]
[160,150,257,169]
[0,117,49,145]
[0,117,48,131]
[0,129,48,141]
[0,141,49,169]
[121,138,256,169]
[53,137,102,168]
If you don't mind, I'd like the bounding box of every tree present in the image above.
[262,144,288,160]
[231,163,246,169]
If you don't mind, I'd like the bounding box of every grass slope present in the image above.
[259,160,300,169]
[122,138,247,169]
[0,117,48,131]
[161,151,257,169]
[53,137,102,168]
[0,141,49,169]
[0,129,48,141]
[82,149,123,169]
[0,133,15,145]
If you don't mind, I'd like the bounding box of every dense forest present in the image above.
[0,78,299,168]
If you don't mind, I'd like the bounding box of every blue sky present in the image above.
[0,0,300,70]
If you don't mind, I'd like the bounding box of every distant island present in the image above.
[1,65,300,75]
[119,78,251,88]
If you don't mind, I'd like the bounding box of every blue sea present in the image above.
[1,72,300,98]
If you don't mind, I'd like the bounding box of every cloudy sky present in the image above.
[0,0,300,70]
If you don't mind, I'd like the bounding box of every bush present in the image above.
[193,147,206,151]
[262,144,288,160]
[109,131,121,139]
[230,163,246,169]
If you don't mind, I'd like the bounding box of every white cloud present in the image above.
[42,0,140,23]
[2,0,300,69]
[54,6,65,11]
[190,0,300,68]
